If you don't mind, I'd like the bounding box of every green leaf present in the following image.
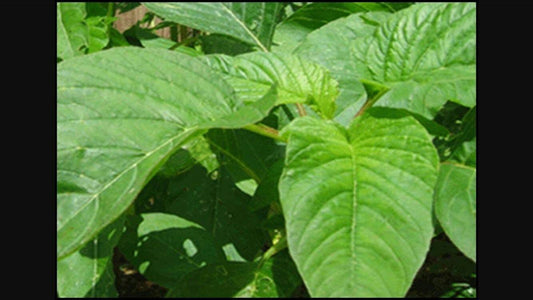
[200,52,339,119]
[142,2,283,51]
[85,16,111,53]
[57,2,88,59]
[350,3,476,118]
[57,216,124,297]
[57,47,277,259]
[279,108,439,297]
[273,2,411,53]
[120,212,227,287]
[119,165,271,285]
[294,11,392,126]
[434,163,476,262]
[166,250,301,297]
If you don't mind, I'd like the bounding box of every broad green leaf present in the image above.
[57,3,88,59]
[294,11,392,126]
[120,213,226,287]
[200,52,339,119]
[350,3,476,118]
[57,47,277,259]
[279,108,439,297]
[120,165,270,285]
[273,2,412,53]
[57,216,124,297]
[434,163,476,262]
[143,2,283,51]
[166,250,301,297]
[251,159,284,212]
[205,114,285,195]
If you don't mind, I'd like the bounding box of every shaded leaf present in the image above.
[57,216,125,297]
[166,250,301,297]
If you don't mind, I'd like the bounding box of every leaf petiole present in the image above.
[354,79,390,119]
[243,123,287,143]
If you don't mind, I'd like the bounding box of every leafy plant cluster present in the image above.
[57,2,476,297]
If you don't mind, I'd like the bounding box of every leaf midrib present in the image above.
[57,127,199,235]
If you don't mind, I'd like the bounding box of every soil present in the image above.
[112,248,168,298]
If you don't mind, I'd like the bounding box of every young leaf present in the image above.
[434,163,476,262]
[142,2,283,51]
[294,11,392,126]
[57,3,88,59]
[199,52,339,119]
[57,47,277,259]
[57,216,124,297]
[279,108,439,297]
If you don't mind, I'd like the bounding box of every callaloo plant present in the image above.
[57,2,476,298]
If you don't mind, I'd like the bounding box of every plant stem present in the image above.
[243,123,287,143]
[258,233,287,268]
[296,103,307,116]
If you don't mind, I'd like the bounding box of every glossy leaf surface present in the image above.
[200,52,339,118]
[279,108,439,297]
[57,47,276,259]
[296,3,476,120]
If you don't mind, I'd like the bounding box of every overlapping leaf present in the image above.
[273,2,412,53]
[166,250,301,297]
[434,163,476,262]
[294,12,392,125]
[143,2,282,51]
[199,52,339,119]
[57,217,124,297]
[279,108,439,297]
[118,165,270,285]
[57,47,277,259]
[295,3,476,121]
[57,3,88,59]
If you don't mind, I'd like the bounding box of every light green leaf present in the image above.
[296,3,476,122]
[279,108,439,297]
[350,3,476,118]
[166,250,301,297]
[200,52,339,119]
[57,2,88,59]
[57,47,277,259]
[57,216,124,297]
[142,2,283,51]
[434,163,476,262]
[294,11,392,126]
[273,2,411,53]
